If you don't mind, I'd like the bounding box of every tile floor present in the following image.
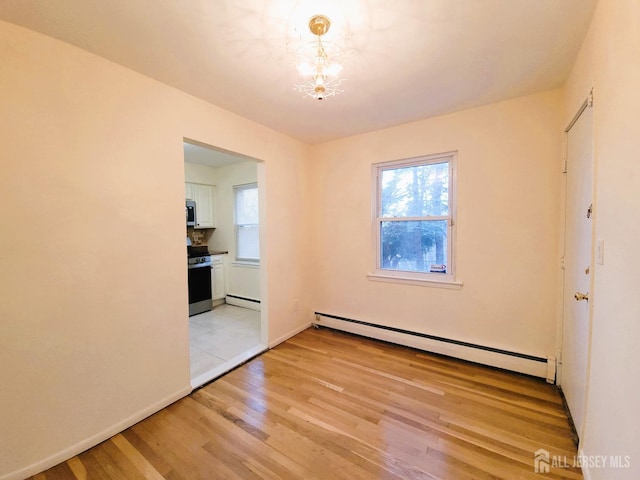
[189,304,262,386]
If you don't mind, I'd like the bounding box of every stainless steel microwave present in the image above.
[186,200,196,227]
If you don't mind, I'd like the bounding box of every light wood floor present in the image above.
[31,327,582,479]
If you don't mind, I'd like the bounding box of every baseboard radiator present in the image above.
[314,312,556,382]
[226,294,261,311]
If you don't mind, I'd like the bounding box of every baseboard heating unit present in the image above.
[313,312,556,383]
[226,294,261,311]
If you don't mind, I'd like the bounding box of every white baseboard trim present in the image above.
[1,385,192,480]
[225,295,261,311]
[314,314,550,379]
[269,322,312,349]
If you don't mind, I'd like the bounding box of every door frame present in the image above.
[556,88,597,442]
[183,138,269,388]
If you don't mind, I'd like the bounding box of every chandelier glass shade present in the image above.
[294,15,347,100]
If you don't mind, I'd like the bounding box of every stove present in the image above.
[187,246,212,316]
[188,245,211,265]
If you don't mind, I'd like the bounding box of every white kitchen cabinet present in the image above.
[184,182,193,201]
[211,256,226,305]
[185,182,216,228]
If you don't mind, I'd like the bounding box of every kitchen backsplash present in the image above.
[187,227,214,246]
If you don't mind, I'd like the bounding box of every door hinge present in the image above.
[588,89,594,108]
[560,257,566,270]
[587,204,593,219]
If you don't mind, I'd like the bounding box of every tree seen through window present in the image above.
[378,159,451,274]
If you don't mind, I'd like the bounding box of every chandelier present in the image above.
[294,15,347,100]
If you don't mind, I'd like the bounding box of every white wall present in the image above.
[563,1,640,478]
[310,90,563,360]
[184,161,218,185]
[209,161,261,301]
[0,20,312,479]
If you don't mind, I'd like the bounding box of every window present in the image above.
[234,183,260,262]
[372,152,456,284]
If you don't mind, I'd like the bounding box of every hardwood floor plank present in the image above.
[65,457,87,480]
[187,393,323,480]
[75,449,119,480]
[264,424,382,480]
[90,439,148,480]
[30,462,76,480]
[120,428,176,479]
[28,327,582,480]
[109,434,165,480]
[129,413,221,480]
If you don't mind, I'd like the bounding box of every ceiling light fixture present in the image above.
[294,15,346,100]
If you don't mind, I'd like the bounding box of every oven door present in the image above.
[188,264,212,316]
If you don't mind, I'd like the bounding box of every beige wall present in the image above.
[563,0,640,477]
[0,20,312,479]
[310,90,563,358]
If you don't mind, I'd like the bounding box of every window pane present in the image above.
[235,183,260,261]
[381,161,449,217]
[237,225,260,260]
[380,220,448,273]
[236,186,259,224]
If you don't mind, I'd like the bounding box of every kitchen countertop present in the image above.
[209,250,228,255]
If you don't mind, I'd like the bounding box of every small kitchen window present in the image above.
[234,183,260,263]
[369,152,459,287]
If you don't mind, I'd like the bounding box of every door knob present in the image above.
[574,292,589,301]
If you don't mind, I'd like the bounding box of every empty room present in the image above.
[1,1,638,479]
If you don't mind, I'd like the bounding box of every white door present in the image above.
[560,100,593,439]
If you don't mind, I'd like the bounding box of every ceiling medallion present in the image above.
[294,15,347,100]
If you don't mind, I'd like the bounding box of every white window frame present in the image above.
[368,152,461,288]
[234,182,260,264]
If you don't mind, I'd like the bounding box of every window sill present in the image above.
[232,261,260,269]
[367,272,463,289]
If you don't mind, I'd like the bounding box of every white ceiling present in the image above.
[0,0,598,144]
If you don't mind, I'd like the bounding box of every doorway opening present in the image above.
[183,139,268,388]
